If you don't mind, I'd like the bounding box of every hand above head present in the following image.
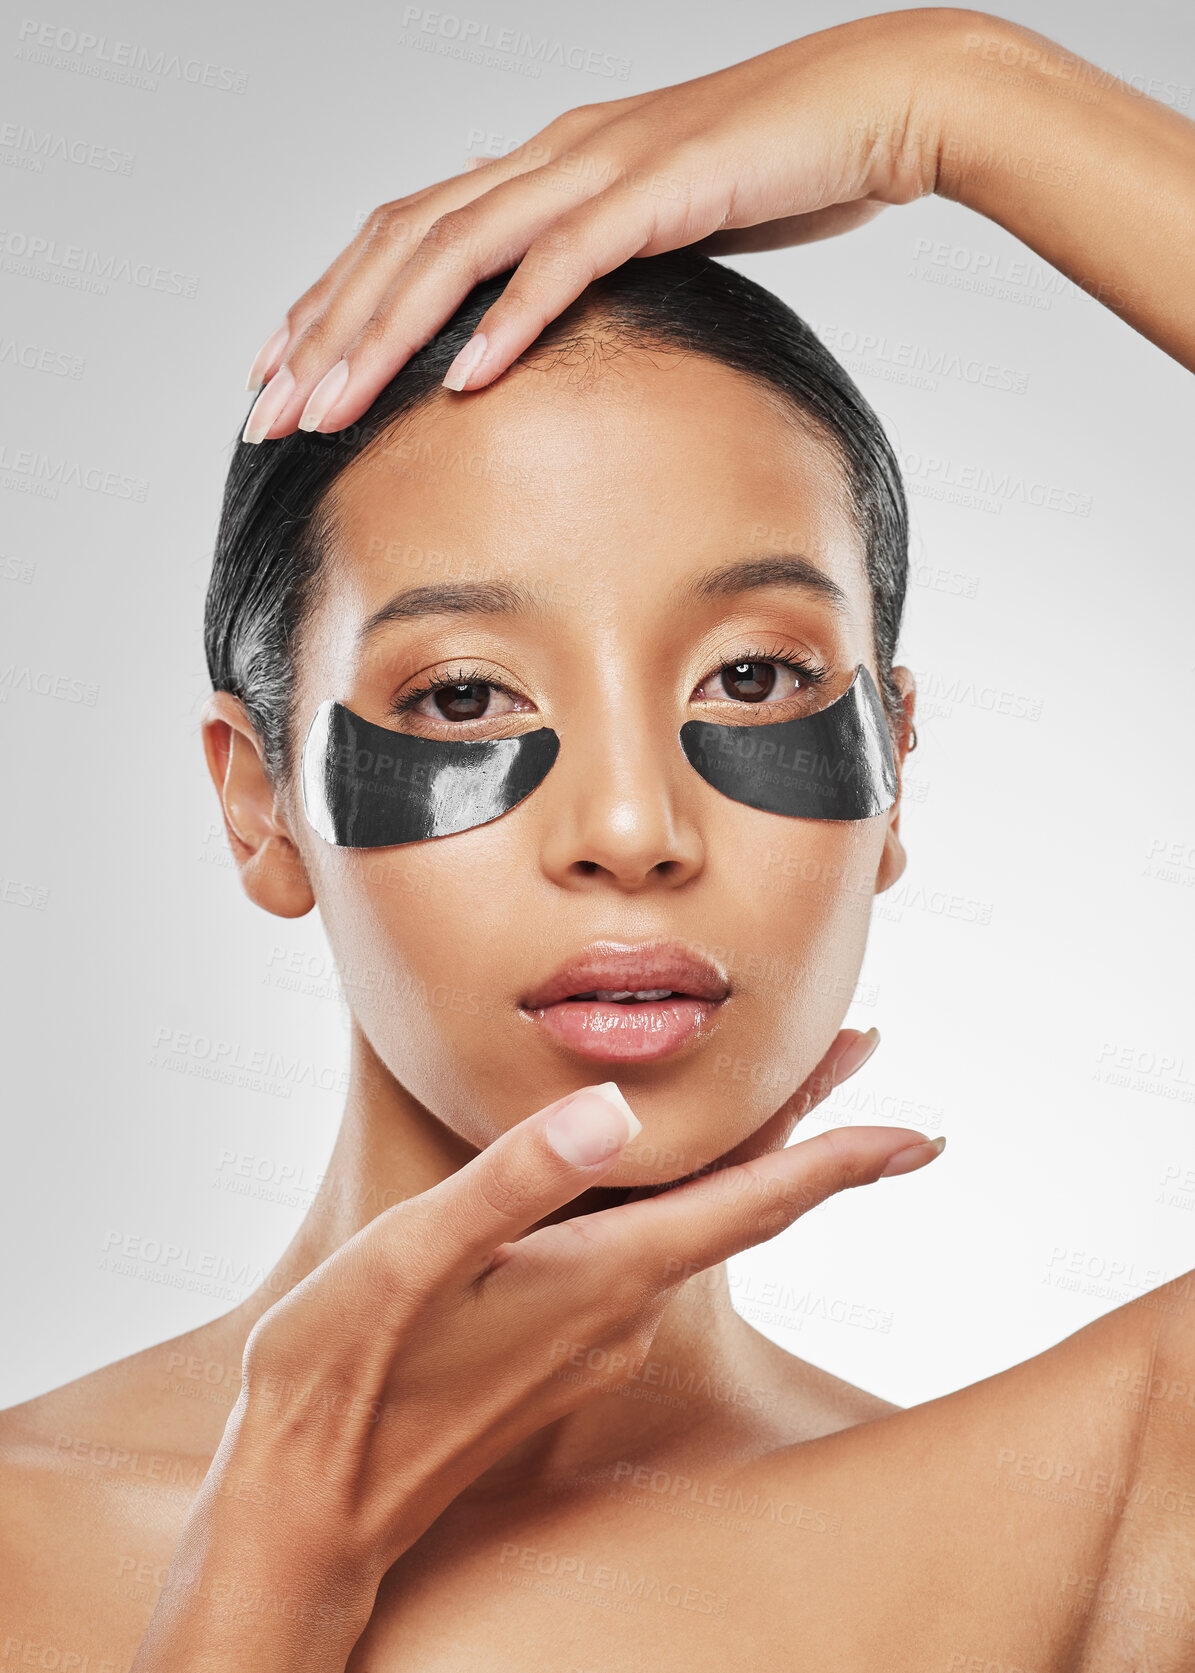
[241,9,945,442]
[241,6,1195,447]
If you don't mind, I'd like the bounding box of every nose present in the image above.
[536,715,706,893]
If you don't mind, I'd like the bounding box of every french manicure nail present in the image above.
[879,1135,946,1178]
[545,1081,642,1167]
[246,323,290,393]
[834,1027,880,1084]
[298,358,350,431]
[242,365,295,445]
[442,332,488,392]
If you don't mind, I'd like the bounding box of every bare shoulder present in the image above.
[743,1277,1195,1670]
[0,1303,246,1469]
[0,1314,247,1662]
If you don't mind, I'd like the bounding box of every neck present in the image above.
[236,1024,780,1492]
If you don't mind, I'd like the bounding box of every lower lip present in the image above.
[521,997,722,1063]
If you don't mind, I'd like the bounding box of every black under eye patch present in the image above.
[678,663,898,821]
[300,664,897,849]
[300,699,561,847]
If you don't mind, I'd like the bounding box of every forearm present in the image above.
[929,9,1195,369]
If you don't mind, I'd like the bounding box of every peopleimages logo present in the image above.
[396,7,631,79]
[0,122,135,175]
[899,448,1092,518]
[0,337,84,377]
[14,18,249,93]
[0,228,198,298]
[810,319,1030,395]
[0,440,147,501]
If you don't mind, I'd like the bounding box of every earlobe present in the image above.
[874,663,916,898]
[200,691,315,920]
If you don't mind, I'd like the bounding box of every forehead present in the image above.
[320,349,869,617]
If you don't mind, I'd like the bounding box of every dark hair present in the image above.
[205,249,911,789]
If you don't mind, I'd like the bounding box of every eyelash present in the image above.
[388,665,498,718]
[387,646,831,719]
[708,644,830,696]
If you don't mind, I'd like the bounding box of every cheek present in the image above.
[307,831,528,1139]
[751,817,880,959]
[701,815,884,1085]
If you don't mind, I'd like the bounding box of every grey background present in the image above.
[2,0,1192,1410]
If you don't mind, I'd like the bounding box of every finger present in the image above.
[241,157,558,423]
[293,166,718,435]
[244,207,427,394]
[439,160,744,394]
[393,1081,645,1280]
[717,1026,882,1159]
[434,171,730,395]
[543,1123,945,1294]
[615,1027,881,1212]
[806,1025,880,1112]
[241,117,619,432]
[265,165,643,436]
[242,202,471,438]
[245,227,400,396]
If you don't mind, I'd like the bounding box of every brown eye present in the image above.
[720,661,776,702]
[434,681,492,721]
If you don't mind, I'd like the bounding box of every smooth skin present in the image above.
[4,7,1194,1672]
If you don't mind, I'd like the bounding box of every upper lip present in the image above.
[520,940,731,1010]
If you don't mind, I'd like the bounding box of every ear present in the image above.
[874,664,916,896]
[200,691,315,919]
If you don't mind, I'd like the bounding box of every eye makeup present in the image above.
[383,640,832,737]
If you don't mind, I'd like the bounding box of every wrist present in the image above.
[208,1377,392,1570]
[155,1559,373,1648]
[132,1551,376,1673]
[198,1439,393,1597]
[925,9,1130,207]
[129,1451,384,1671]
[818,9,987,207]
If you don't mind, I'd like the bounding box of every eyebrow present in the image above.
[356,579,541,647]
[679,554,851,614]
[356,552,851,648]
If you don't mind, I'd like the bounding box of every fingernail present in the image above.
[298,358,350,432]
[242,365,295,445]
[545,1082,642,1168]
[879,1135,946,1178]
[246,322,290,393]
[834,1027,880,1084]
[442,331,488,392]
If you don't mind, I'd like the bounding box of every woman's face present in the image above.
[285,346,913,1184]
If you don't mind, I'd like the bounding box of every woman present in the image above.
[4,8,1193,1669]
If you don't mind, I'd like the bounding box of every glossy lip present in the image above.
[519,940,730,1065]
[520,939,731,1011]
